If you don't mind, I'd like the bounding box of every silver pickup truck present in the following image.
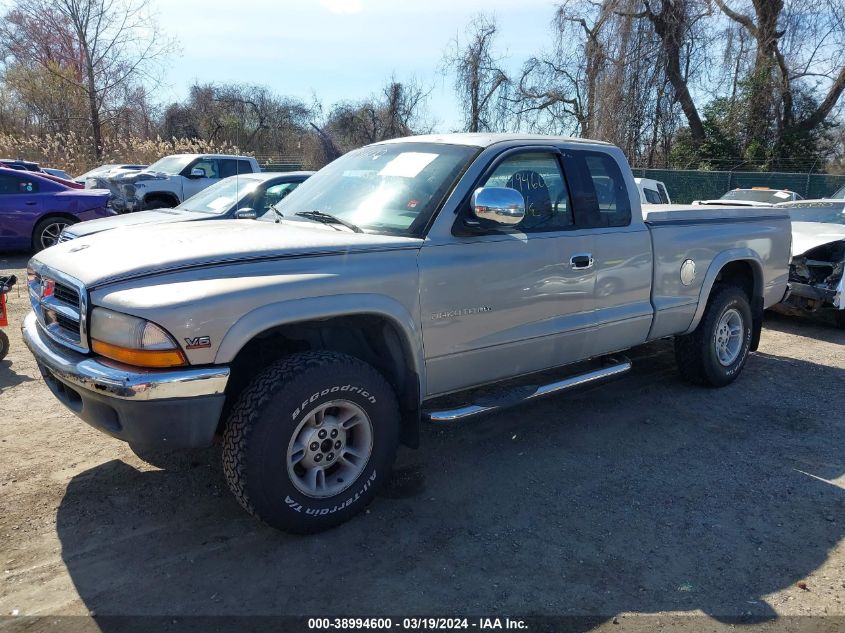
[23,134,791,533]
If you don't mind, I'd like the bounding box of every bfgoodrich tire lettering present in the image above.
[674,285,753,387]
[222,351,400,533]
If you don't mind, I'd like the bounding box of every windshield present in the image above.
[146,155,195,175]
[77,164,118,179]
[719,189,792,204]
[263,142,478,236]
[178,176,261,214]
[787,203,845,225]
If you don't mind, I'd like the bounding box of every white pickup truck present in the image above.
[105,154,261,213]
[24,134,791,533]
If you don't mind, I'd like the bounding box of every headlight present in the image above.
[90,307,187,368]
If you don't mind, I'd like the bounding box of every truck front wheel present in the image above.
[222,351,400,533]
[674,285,753,387]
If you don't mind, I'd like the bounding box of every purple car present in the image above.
[0,167,114,252]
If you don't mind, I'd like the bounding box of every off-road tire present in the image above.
[0,330,9,361]
[32,216,77,251]
[835,311,845,330]
[674,284,753,387]
[222,351,400,534]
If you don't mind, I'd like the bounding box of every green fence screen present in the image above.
[631,168,845,204]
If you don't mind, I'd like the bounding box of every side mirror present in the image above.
[234,208,257,219]
[189,167,206,178]
[470,187,525,226]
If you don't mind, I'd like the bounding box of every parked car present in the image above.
[0,167,113,251]
[0,160,83,188]
[775,199,845,327]
[38,172,84,189]
[0,159,41,172]
[42,168,72,180]
[693,187,804,206]
[22,133,790,533]
[59,171,314,242]
[102,154,261,213]
[634,177,671,204]
[76,164,148,188]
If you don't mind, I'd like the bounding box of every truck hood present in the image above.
[63,209,211,239]
[33,220,421,288]
[792,221,845,256]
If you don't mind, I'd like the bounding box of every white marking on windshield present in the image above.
[378,152,438,178]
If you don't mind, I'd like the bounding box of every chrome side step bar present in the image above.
[423,358,632,423]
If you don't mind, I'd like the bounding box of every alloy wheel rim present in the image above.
[714,307,744,366]
[286,399,373,499]
[40,222,68,248]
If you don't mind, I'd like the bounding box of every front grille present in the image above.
[58,232,75,243]
[28,264,88,353]
[54,311,79,334]
[53,282,79,305]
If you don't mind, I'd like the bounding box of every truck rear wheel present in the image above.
[222,351,400,533]
[0,330,9,361]
[674,285,753,387]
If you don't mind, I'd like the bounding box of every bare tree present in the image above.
[162,82,313,157]
[635,0,708,143]
[323,77,432,150]
[0,0,175,158]
[442,14,511,133]
[714,0,845,153]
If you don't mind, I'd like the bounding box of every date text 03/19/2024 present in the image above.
[307,618,528,630]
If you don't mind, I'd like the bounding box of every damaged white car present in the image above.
[777,198,845,327]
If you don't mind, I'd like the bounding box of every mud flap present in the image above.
[750,296,764,351]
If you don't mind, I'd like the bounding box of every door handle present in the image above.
[25,201,37,206]
[570,253,594,270]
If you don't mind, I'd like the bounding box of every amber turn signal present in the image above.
[91,339,188,368]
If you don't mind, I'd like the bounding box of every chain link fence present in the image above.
[254,155,306,172]
[631,168,845,204]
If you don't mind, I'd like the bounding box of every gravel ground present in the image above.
[1,252,843,630]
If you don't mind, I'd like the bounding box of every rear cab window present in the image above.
[219,159,255,178]
[561,149,632,228]
[643,188,662,204]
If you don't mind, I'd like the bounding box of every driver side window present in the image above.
[481,152,573,232]
[256,182,300,211]
[190,160,219,179]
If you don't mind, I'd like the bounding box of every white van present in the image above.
[634,178,671,204]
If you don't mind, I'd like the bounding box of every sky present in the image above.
[155,0,560,131]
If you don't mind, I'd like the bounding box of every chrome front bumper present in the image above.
[22,311,230,448]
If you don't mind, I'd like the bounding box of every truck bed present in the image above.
[642,204,791,340]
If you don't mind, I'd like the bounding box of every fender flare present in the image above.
[684,248,764,335]
[214,293,426,397]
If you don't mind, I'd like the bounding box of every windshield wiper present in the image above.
[271,204,285,222]
[295,210,363,233]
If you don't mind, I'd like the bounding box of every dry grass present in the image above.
[0,133,250,177]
